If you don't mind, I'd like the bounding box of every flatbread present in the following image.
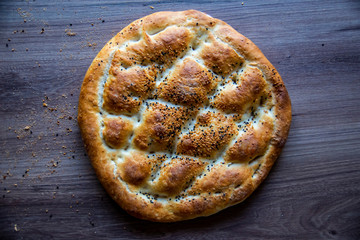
[78,10,291,222]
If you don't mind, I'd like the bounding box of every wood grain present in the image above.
[1,0,359,239]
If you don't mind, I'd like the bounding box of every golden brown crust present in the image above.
[78,10,291,222]
[177,111,237,158]
[225,116,274,163]
[103,117,133,149]
[132,102,194,151]
[188,165,252,194]
[153,157,207,195]
[212,66,266,114]
[103,64,157,115]
[158,58,216,107]
[118,152,152,186]
[200,33,244,76]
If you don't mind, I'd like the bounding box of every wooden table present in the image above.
[1,0,359,239]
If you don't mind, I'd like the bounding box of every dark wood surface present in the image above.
[1,0,359,239]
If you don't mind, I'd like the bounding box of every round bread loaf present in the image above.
[78,10,291,222]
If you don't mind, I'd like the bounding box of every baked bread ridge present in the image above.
[78,10,291,222]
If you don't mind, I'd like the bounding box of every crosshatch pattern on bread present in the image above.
[78,10,291,222]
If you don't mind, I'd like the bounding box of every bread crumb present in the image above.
[43,103,48,107]
[150,6,154,9]
[24,126,31,130]
[65,29,76,36]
